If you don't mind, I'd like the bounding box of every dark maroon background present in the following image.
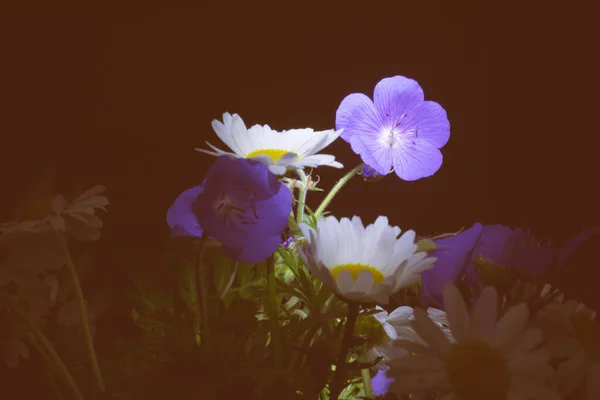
[2,3,599,301]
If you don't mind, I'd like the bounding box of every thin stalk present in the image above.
[2,293,84,400]
[28,336,68,400]
[361,367,374,399]
[296,169,308,224]
[314,164,363,218]
[266,256,282,367]
[60,239,105,393]
[294,322,321,371]
[196,234,211,349]
[329,302,360,399]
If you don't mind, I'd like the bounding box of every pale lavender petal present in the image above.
[355,132,394,175]
[373,76,424,126]
[397,100,450,148]
[336,93,383,147]
[372,370,395,396]
[391,139,443,181]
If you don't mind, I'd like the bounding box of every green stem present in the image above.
[296,169,309,224]
[361,368,374,399]
[266,256,282,367]
[315,164,363,218]
[196,234,211,349]
[329,302,360,399]
[60,239,106,393]
[28,335,68,400]
[2,293,84,400]
[294,322,321,371]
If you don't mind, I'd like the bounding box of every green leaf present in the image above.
[214,258,238,299]
[416,238,436,253]
[178,260,199,315]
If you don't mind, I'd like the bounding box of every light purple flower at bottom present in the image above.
[372,369,395,397]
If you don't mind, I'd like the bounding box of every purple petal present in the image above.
[557,226,600,266]
[372,369,395,396]
[336,93,383,159]
[355,132,395,175]
[477,225,514,265]
[166,184,205,237]
[223,232,284,264]
[373,76,424,126]
[204,156,280,201]
[398,100,450,148]
[391,139,443,181]
[361,164,386,180]
[253,185,293,234]
[195,156,292,262]
[421,223,483,308]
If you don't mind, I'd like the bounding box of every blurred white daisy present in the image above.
[0,185,109,241]
[388,284,560,400]
[298,216,435,304]
[196,112,343,175]
[533,295,600,400]
[357,305,452,370]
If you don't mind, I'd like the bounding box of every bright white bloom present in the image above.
[533,294,600,400]
[359,306,452,370]
[196,112,343,175]
[0,185,109,241]
[388,284,560,400]
[298,216,435,304]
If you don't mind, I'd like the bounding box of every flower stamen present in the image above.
[247,149,297,163]
[331,263,385,284]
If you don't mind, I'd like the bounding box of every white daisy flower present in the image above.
[298,216,436,304]
[533,296,600,400]
[0,185,109,241]
[196,112,344,175]
[388,284,560,400]
[358,306,452,370]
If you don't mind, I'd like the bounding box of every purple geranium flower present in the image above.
[336,75,450,181]
[166,156,292,263]
[421,223,483,308]
[421,224,600,308]
[167,184,206,237]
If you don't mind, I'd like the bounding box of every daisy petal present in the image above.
[469,286,498,341]
[411,307,452,357]
[442,284,470,342]
[491,303,529,350]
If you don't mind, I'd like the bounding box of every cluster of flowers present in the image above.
[1,75,598,399]
[163,75,600,399]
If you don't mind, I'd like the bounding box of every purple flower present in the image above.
[421,223,483,308]
[166,156,293,264]
[336,75,450,181]
[361,164,385,181]
[372,370,395,397]
[421,224,600,308]
[167,184,206,237]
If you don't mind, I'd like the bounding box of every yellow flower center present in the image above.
[571,314,600,361]
[354,314,392,349]
[330,264,385,284]
[246,149,298,164]
[446,341,510,400]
